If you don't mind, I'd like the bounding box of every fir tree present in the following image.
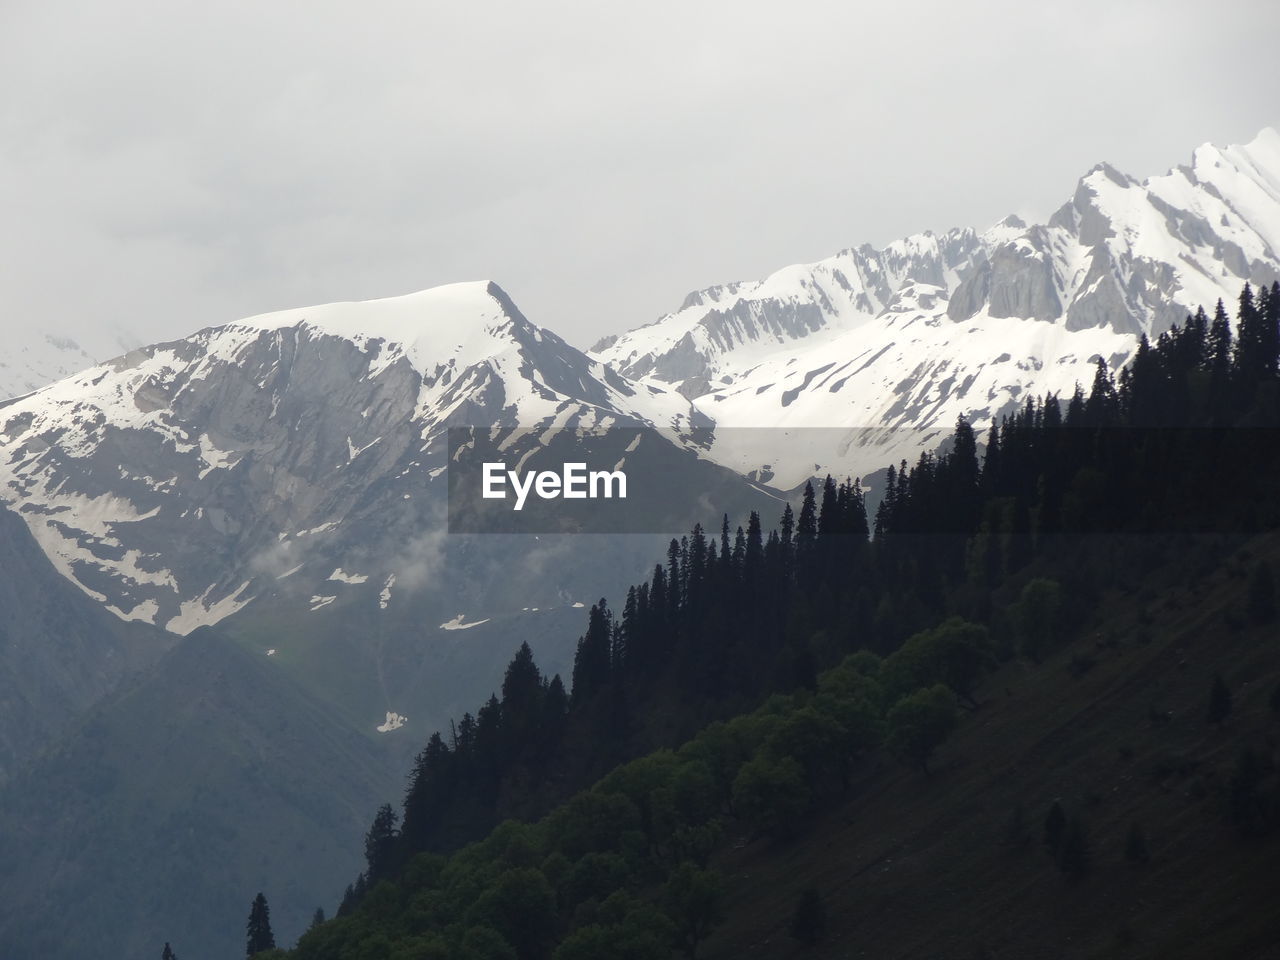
[246,893,276,957]
[364,803,400,885]
[1207,298,1234,419]
[161,944,178,960]
[797,481,818,556]
[1085,357,1118,426]
[570,600,612,704]
[309,907,325,930]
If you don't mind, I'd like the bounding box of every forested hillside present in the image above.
[227,283,1279,960]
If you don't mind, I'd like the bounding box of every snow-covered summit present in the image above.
[595,128,1280,396]
[233,280,527,374]
[589,128,1280,485]
[0,279,695,632]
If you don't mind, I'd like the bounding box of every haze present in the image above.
[2,0,1277,355]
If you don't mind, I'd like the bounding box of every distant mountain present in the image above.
[0,629,399,960]
[593,128,1280,486]
[0,322,140,403]
[0,280,698,634]
[0,281,778,960]
[0,506,169,783]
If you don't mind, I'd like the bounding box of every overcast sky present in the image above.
[2,0,1278,354]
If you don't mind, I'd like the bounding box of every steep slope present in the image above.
[0,505,170,782]
[0,279,783,745]
[594,129,1280,486]
[0,629,400,960]
[704,534,1280,960]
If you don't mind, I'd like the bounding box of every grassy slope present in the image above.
[705,532,1280,960]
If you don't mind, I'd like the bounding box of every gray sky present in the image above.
[2,0,1278,354]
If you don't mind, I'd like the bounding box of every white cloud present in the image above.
[1,0,1276,358]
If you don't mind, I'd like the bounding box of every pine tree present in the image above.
[789,886,827,946]
[1232,283,1265,390]
[1085,357,1118,426]
[246,893,276,957]
[570,600,612,704]
[310,907,325,930]
[161,943,178,960]
[1207,299,1234,420]
[1207,673,1232,725]
[364,802,400,885]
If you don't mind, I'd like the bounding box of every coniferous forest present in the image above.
[230,284,1280,959]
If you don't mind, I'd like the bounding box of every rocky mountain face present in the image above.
[592,129,1280,487]
[0,281,700,635]
[0,279,781,757]
[0,282,760,960]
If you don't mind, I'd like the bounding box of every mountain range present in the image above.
[0,127,1277,959]
[594,128,1280,485]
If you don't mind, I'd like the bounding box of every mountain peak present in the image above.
[222,279,535,377]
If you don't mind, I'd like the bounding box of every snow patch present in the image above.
[166,581,254,635]
[439,613,491,631]
[377,711,408,733]
[327,567,369,584]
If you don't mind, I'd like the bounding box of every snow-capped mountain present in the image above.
[5,129,1279,632]
[0,322,141,402]
[593,128,1280,487]
[0,281,703,634]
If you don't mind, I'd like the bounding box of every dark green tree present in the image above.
[458,925,518,960]
[470,867,557,960]
[246,893,275,957]
[663,862,724,959]
[885,685,958,774]
[731,754,809,839]
[502,642,543,715]
[788,886,827,946]
[309,906,325,930]
[571,601,613,704]
[161,944,178,960]
[364,802,400,885]
[1085,357,1118,425]
[1014,578,1063,662]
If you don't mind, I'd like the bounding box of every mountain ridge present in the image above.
[585,127,1280,485]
